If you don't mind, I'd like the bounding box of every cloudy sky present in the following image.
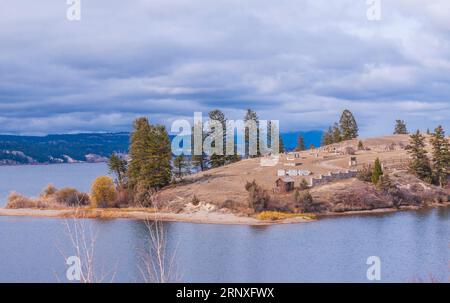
[0,0,449,137]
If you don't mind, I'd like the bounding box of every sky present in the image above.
[0,0,449,137]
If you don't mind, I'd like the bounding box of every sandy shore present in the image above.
[0,208,314,226]
[1,203,447,225]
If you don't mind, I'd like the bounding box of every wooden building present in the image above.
[275,177,295,193]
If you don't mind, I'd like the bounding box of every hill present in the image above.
[0,131,323,165]
[0,133,129,165]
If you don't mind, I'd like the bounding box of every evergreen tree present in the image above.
[127,118,172,195]
[405,130,432,183]
[279,134,285,153]
[358,140,364,150]
[371,158,383,185]
[128,117,153,192]
[191,122,208,171]
[208,109,227,166]
[244,109,260,157]
[339,109,359,140]
[332,122,342,143]
[430,125,450,187]
[295,135,305,151]
[146,124,172,189]
[393,120,408,135]
[173,154,188,179]
[108,153,128,187]
[321,126,333,146]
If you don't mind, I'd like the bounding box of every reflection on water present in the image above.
[0,164,448,282]
[0,207,448,282]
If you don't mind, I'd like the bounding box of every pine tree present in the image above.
[295,135,305,151]
[146,124,172,189]
[244,109,260,157]
[173,154,188,179]
[339,109,359,140]
[321,126,333,146]
[191,122,208,171]
[405,130,432,183]
[208,109,227,166]
[108,153,128,187]
[127,118,172,195]
[128,117,153,192]
[430,126,450,187]
[371,158,383,185]
[279,135,285,153]
[332,122,342,143]
[358,140,364,150]
[393,120,408,135]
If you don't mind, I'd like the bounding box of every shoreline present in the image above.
[0,208,314,226]
[0,203,448,225]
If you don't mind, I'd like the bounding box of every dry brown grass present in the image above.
[6,192,63,209]
[256,211,316,221]
[60,207,158,219]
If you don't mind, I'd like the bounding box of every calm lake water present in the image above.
[0,163,449,282]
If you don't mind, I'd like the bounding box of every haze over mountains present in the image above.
[0,131,322,165]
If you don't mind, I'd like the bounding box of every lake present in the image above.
[0,163,449,282]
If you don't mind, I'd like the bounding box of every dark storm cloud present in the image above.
[0,0,449,136]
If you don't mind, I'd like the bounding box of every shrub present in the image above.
[56,188,90,206]
[344,146,356,155]
[191,195,200,206]
[245,180,270,212]
[357,165,373,182]
[6,192,36,209]
[299,178,309,190]
[91,176,117,208]
[41,184,58,198]
[358,140,364,150]
[372,158,383,185]
[134,181,156,207]
[295,190,314,213]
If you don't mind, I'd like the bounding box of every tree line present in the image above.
[321,109,359,146]
[407,126,450,188]
[107,109,285,206]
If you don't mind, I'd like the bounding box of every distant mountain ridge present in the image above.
[0,130,323,165]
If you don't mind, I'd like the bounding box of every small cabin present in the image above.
[275,177,295,193]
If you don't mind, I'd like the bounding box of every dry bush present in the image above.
[191,195,200,206]
[257,211,315,221]
[6,192,37,209]
[245,180,270,213]
[6,192,61,209]
[295,190,315,213]
[90,176,117,208]
[299,178,310,190]
[357,165,373,182]
[41,184,58,198]
[115,186,132,207]
[56,188,90,207]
